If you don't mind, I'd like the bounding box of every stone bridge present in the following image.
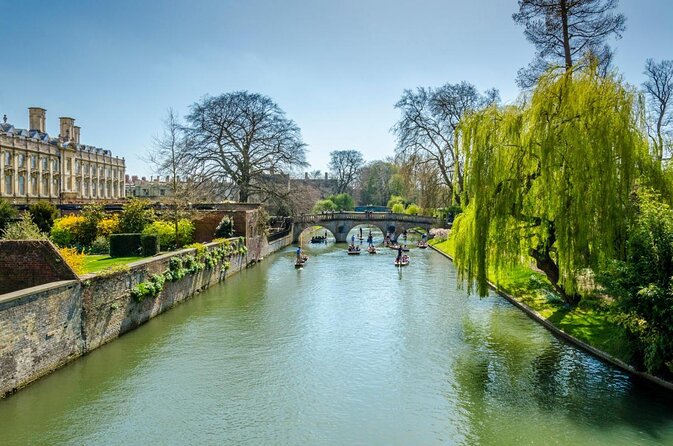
[292,212,442,243]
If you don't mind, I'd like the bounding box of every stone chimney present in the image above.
[73,125,81,144]
[28,107,46,133]
[305,172,309,180]
[325,172,329,181]
[59,117,75,141]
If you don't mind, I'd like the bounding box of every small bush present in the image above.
[0,199,18,233]
[405,203,421,215]
[142,220,194,251]
[391,203,405,214]
[28,201,58,234]
[50,215,85,247]
[110,233,142,257]
[97,215,120,237]
[141,234,160,256]
[2,214,47,240]
[89,236,110,255]
[214,216,234,238]
[58,247,85,275]
[118,199,156,233]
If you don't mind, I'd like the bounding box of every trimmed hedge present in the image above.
[141,234,160,256]
[110,233,142,257]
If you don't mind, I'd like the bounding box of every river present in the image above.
[1,230,673,445]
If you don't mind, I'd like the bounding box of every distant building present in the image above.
[0,107,125,203]
[125,174,236,202]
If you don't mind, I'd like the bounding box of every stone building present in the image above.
[0,107,125,203]
[125,174,236,202]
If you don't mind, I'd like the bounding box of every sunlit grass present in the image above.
[82,255,145,274]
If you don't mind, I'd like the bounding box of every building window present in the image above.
[41,157,48,171]
[75,160,80,175]
[66,158,71,174]
[3,152,10,167]
[160,189,166,196]
[92,182,97,196]
[30,155,37,170]
[42,176,49,195]
[4,174,12,194]
[76,179,81,193]
[53,178,59,194]
[52,159,59,171]
[18,154,25,168]
[18,175,25,195]
[30,176,37,195]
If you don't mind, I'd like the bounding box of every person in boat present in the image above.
[359,227,363,239]
[296,246,303,263]
[367,233,373,246]
[325,231,328,239]
[351,234,355,245]
[396,245,403,262]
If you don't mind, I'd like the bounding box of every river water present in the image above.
[1,232,673,445]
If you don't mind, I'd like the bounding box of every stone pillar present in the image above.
[28,107,46,133]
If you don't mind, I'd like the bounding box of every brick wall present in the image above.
[0,241,77,294]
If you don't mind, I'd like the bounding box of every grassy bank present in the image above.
[430,238,633,363]
[82,255,144,274]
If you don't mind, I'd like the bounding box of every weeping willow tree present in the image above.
[452,67,649,304]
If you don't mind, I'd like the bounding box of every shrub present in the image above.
[387,195,406,209]
[329,193,355,211]
[0,199,17,233]
[214,216,234,238]
[79,204,105,247]
[89,236,110,255]
[313,199,337,213]
[391,203,405,214]
[28,201,58,234]
[97,215,120,237]
[2,214,47,240]
[58,247,85,275]
[50,215,85,247]
[405,203,421,215]
[118,199,155,233]
[110,233,142,257]
[141,234,160,256]
[142,219,194,251]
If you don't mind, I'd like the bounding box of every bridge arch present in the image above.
[292,212,440,243]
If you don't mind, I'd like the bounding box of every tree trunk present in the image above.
[560,0,573,71]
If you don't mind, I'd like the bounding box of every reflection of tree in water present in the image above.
[451,310,673,445]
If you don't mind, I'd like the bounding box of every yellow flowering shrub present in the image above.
[51,215,86,246]
[58,246,85,275]
[97,215,120,236]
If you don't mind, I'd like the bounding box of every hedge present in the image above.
[141,234,160,256]
[110,233,142,257]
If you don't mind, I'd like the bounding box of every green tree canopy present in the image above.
[329,193,355,211]
[452,67,648,304]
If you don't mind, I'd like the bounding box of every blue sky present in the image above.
[0,0,671,177]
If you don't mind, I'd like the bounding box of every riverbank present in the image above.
[429,238,673,391]
[0,233,293,398]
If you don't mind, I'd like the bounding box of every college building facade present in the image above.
[0,107,125,203]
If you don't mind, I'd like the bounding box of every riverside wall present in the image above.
[0,234,292,398]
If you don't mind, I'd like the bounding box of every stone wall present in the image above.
[0,241,77,294]
[0,232,292,398]
[0,280,83,397]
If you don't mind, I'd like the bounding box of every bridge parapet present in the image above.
[292,212,443,243]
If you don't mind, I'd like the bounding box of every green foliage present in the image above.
[599,189,673,376]
[79,204,105,247]
[452,68,648,302]
[391,203,405,214]
[0,199,17,233]
[118,199,156,233]
[1,213,47,240]
[329,193,354,211]
[404,203,421,215]
[141,234,160,256]
[312,199,337,213]
[28,201,58,234]
[88,236,110,255]
[387,195,406,209]
[130,273,166,302]
[214,216,234,238]
[110,233,142,257]
[142,219,194,251]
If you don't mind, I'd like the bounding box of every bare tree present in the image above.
[513,0,626,87]
[643,58,673,162]
[184,91,307,203]
[329,150,364,194]
[147,109,195,247]
[393,82,496,206]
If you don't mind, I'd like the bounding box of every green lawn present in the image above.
[82,255,145,274]
[430,237,633,363]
